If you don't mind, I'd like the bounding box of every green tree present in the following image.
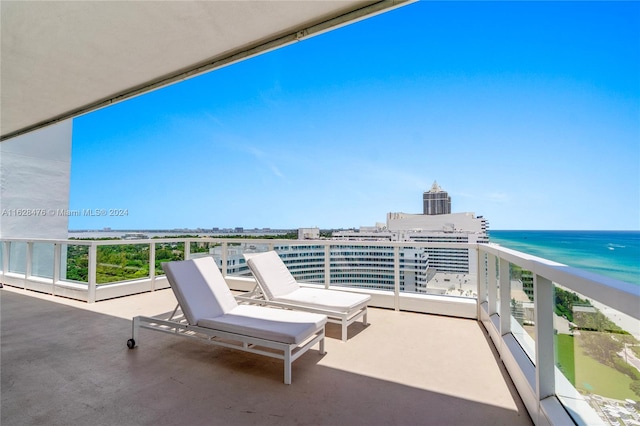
[579,331,623,368]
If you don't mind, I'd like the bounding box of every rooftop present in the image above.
[1,285,531,425]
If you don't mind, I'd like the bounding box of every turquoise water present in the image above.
[489,230,640,286]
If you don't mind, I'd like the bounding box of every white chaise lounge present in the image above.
[243,251,371,342]
[126,257,326,384]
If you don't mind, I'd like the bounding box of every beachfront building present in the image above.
[423,180,451,215]
[388,211,488,274]
[333,213,489,274]
[331,211,488,295]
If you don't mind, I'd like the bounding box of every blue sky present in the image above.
[69,1,640,231]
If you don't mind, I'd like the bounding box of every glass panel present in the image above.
[275,244,325,284]
[189,241,218,259]
[329,245,394,292]
[9,242,26,274]
[398,245,475,297]
[199,241,271,277]
[96,243,150,284]
[467,272,478,298]
[0,242,3,273]
[66,244,88,283]
[223,242,262,277]
[555,284,640,424]
[31,243,54,278]
[218,242,326,280]
[495,256,500,314]
[399,246,428,294]
[478,252,489,303]
[510,264,536,360]
[154,241,184,276]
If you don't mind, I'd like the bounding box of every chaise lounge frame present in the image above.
[241,251,370,342]
[128,309,325,385]
[127,257,326,384]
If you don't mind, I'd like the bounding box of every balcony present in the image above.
[2,286,532,425]
[1,238,639,425]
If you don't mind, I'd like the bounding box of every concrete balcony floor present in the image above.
[1,286,532,426]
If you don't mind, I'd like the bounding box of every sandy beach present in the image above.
[591,300,640,340]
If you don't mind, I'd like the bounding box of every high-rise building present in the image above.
[334,212,488,276]
[423,181,451,215]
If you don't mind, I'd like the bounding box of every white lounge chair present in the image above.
[126,256,326,384]
[243,251,370,342]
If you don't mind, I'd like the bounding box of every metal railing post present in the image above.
[324,244,331,289]
[499,257,511,335]
[53,243,61,295]
[1,241,8,288]
[184,239,191,260]
[221,242,227,276]
[149,242,156,290]
[534,275,555,402]
[88,243,97,303]
[394,246,400,311]
[25,241,33,289]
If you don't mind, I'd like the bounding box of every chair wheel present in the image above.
[127,338,136,349]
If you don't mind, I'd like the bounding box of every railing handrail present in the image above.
[2,236,637,320]
[479,242,639,320]
[0,236,477,249]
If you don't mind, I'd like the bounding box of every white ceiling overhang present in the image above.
[1,0,412,141]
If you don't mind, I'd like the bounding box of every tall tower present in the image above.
[423,181,451,215]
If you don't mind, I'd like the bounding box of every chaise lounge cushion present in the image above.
[245,251,300,299]
[162,257,238,325]
[245,251,371,313]
[198,305,327,345]
[275,288,370,314]
[163,257,327,345]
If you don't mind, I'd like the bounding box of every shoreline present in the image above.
[590,299,640,341]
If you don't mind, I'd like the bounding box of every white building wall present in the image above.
[298,227,319,240]
[387,212,485,233]
[0,120,72,239]
[332,211,489,291]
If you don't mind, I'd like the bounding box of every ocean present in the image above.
[489,230,640,286]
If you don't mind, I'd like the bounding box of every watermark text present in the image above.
[1,208,129,217]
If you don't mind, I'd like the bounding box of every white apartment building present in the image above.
[204,211,487,296]
[387,211,488,234]
[207,242,429,294]
[334,212,488,271]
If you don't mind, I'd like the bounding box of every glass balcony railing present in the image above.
[1,236,638,425]
[8,241,27,275]
[479,244,639,426]
[510,266,536,360]
[65,243,89,283]
[553,285,640,424]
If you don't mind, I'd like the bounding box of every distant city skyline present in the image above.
[69,1,639,231]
